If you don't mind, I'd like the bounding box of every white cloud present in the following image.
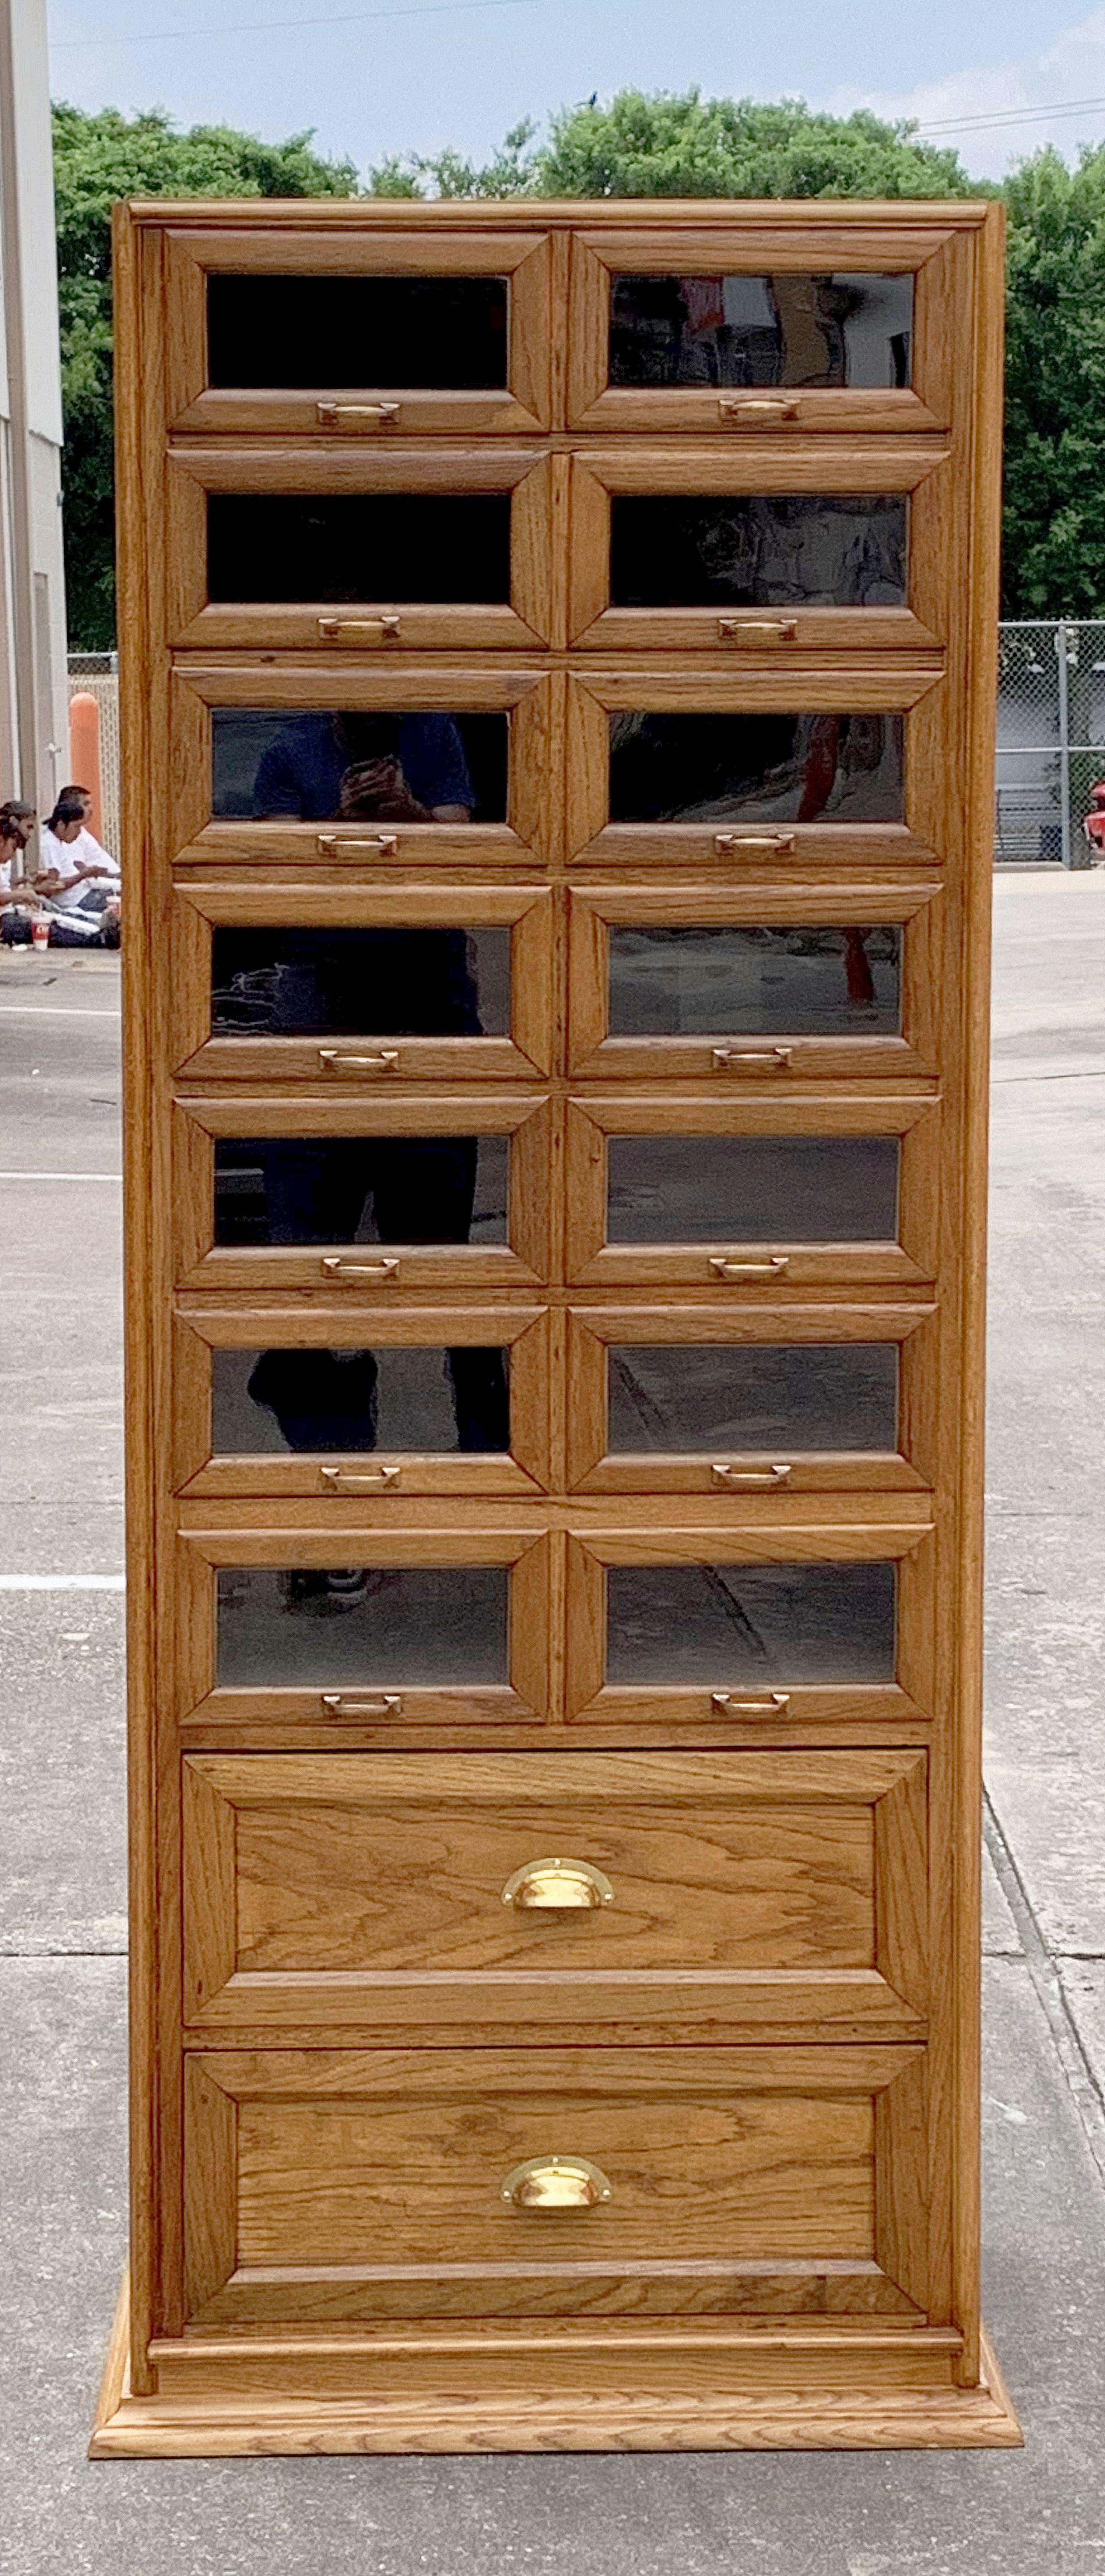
[827,6,1105,179]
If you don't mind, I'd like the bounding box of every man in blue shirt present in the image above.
[252,711,474,821]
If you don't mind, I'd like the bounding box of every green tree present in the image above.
[1002,145,1105,618]
[53,103,358,646]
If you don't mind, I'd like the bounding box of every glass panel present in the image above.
[208,494,512,605]
[217,1564,509,1687]
[607,1561,896,1685]
[608,712,903,825]
[213,1345,510,1455]
[610,495,906,609]
[609,273,913,390]
[608,925,901,1038]
[212,710,506,823]
[213,1134,509,1247]
[606,1136,899,1244]
[607,1343,898,1455]
[211,926,510,1038]
[207,274,509,390]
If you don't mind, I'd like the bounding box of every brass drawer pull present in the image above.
[502,1856,615,1912]
[502,2156,613,2212]
[316,400,400,428]
[321,1691,404,1716]
[717,616,798,646]
[718,395,801,423]
[316,833,399,858]
[320,1463,401,1491]
[709,1254,790,1280]
[318,1047,400,1074]
[317,614,401,643]
[711,1461,792,1488]
[320,1255,400,1282]
[712,1045,793,1072]
[713,832,797,857]
[711,1689,792,1715]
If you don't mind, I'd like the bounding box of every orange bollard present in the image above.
[68,693,101,837]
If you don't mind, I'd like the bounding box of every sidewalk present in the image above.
[2,882,1105,2573]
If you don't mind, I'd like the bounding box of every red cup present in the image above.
[31,914,50,952]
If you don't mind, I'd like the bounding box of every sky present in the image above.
[46,0,1105,184]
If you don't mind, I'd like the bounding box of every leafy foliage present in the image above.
[1001,147,1105,618]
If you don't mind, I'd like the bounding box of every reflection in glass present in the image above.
[607,1561,896,1685]
[216,1564,509,1687]
[211,709,507,823]
[213,1345,510,1455]
[609,712,903,825]
[213,1134,509,1247]
[607,1343,898,1455]
[609,273,913,390]
[611,495,906,608]
[606,1135,899,1244]
[211,926,510,1039]
[608,925,901,1038]
[208,493,512,605]
[207,274,509,390]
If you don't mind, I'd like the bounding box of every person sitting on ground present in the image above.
[0,804,38,941]
[36,794,119,902]
[54,783,120,882]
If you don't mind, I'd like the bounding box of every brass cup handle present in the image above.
[502,1856,615,1911]
[711,1690,792,1715]
[317,614,401,642]
[712,1046,793,1072]
[320,1463,401,1491]
[502,2156,613,2212]
[717,616,798,645]
[709,1254,790,1280]
[713,832,797,857]
[321,1691,403,1716]
[318,1048,400,1074]
[316,400,401,427]
[718,395,801,422]
[316,833,399,858]
[320,1256,401,1282]
[711,1461,792,1488]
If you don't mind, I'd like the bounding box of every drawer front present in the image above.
[183,2043,932,2324]
[183,1748,927,2037]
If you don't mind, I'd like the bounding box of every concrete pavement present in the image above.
[3,879,1105,2571]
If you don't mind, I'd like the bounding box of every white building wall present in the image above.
[0,0,67,816]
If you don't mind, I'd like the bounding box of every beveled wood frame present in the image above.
[565,1302,936,1496]
[180,1744,929,2042]
[565,1521,935,1729]
[172,1303,552,1500]
[566,225,969,436]
[172,1090,552,1293]
[173,1524,552,1730]
[171,881,555,1083]
[566,441,946,653]
[564,1090,939,1289]
[566,878,941,1082]
[166,446,557,653]
[167,662,558,869]
[163,226,556,435]
[180,2039,936,2326]
[565,665,942,868]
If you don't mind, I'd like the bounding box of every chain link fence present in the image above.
[66,650,120,863]
[997,621,1105,866]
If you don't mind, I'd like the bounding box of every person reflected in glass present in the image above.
[252,711,474,824]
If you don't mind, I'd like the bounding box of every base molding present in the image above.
[91,2280,1022,2457]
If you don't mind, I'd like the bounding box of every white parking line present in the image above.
[0,1574,124,1589]
[0,1170,121,1181]
[0,1004,119,1018]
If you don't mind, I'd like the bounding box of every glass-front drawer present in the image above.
[566,882,939,1080]
[565,671,940,867]
[164,230,555,434]
[172,884,553,1082]
[565,1526,934,1730]
[565,1094,939,1289]
[567,444,946,652]
[166,449,555,651]
[173,1305,551,1497]
[173,1093,551,1291]
[565,1305,935,1494]
[168,670,554,868]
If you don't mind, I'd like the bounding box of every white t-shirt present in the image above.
[40,822,120,887]
[0,854,30,900]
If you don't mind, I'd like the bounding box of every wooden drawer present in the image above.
[183,2042,933,2325]
[183,1747,928,2039]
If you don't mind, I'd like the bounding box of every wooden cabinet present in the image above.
[94,198,1020,2457]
